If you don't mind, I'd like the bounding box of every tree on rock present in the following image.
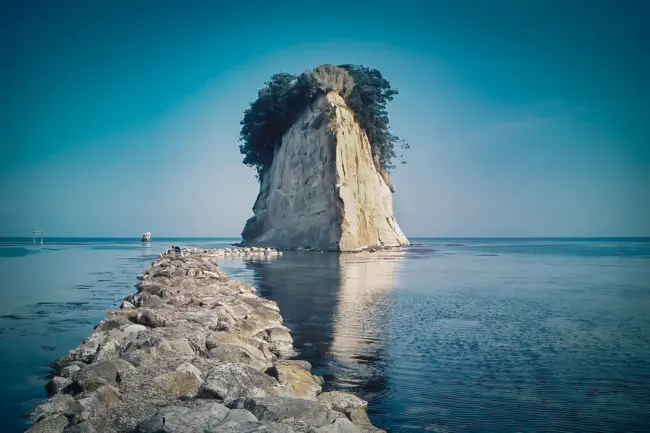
[238,64,408,178]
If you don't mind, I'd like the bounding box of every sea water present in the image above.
[0,238,648,432]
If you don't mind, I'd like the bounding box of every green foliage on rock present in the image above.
[238,64,408,178]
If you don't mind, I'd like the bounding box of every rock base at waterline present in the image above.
[26,247,384,433]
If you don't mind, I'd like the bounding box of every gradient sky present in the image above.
[1,0,648,237]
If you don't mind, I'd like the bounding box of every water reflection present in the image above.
[244,250,405,424]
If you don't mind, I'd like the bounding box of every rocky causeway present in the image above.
[25,247,384,433]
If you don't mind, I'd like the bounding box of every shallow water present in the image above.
[1,238,649,432]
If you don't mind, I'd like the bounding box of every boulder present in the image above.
[208,343,271,372]
[140,295,164,309]
[45,376,74,397]
[28,394,83,423]
[317,392,372,428]
[137,309,167,328]
[74,361,118,392]
[152,371,201,398]
[175,362,203,381]
[197,363,282,405]
[267,363,321,399]
[26,414,68,433]
[80,385,122,418]
[316,418,362,433]
[234,396,342,428]
[137,402,230,433]
[63,421,99,433]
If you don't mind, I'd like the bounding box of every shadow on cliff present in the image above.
[243,250,406,403]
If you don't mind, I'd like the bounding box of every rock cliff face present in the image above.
[241,92,409,251]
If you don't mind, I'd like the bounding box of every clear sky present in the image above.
[1,0,648,237]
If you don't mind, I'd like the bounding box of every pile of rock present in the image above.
[26,248,383,433]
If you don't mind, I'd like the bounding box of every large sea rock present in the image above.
[241,92,409,252]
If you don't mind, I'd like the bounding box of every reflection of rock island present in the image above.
[331,251,405,365]
[244,250,405,398]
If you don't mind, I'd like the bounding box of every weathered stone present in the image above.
[317,392,371,427]
[136,308,166,327]
[74,360,118,392]
[81,385,122,418]
[140,295,164,309]
[208,343,271,372]
[274,359,312,371]
[26,414,68,433]
[152,371,201,398]
[239,92,409,251]
[267,363,321,398]
[123,324,147,336]
[235,396,342,428]
[62,421,99,433]
[175,362,203,381]
[198,363,282,405]
[137,402,230,433]
[28,394,83,423]
[120,300,135,309]
[316,418,362,433]
[45,376,74,397]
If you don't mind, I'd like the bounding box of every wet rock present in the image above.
[28,394,83,423]
[45,376,74,397]
[137,402,230,433]
[152,371,201,398]
[26,414,68,433]
[197,363,282,405]
[234,396,342,428]
[208,343,271,372]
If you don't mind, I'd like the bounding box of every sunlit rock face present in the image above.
[241,92,409,252]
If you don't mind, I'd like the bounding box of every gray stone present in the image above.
[152,371,201,398]
[123,324,147,336]
[81,385,122,418]
[60,364,82,380]
[219,408,258,424]
[175,362,203,381]
[26,414,68,433]
[140,295,164,309]
[137,309,167,327]
[63,421,99,433]
[120,300,135,309]
[236,396,342,428]
[197,363,282,405]
[137,402,230,433]
[74,361,118,392]
[266,362,321,398]
[316,418,362,433]
[45,376,74,397]
[28,394,83,423]
[208,343,271,372]
[317,392,371,427]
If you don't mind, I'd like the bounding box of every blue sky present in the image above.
[1,0,648,237]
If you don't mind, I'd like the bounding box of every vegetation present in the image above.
[239,64,409,178]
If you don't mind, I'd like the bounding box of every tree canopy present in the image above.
[239,64,408,178]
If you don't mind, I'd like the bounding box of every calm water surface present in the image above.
[1,238,649,432]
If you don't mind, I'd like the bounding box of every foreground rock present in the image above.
[26,247,382,433]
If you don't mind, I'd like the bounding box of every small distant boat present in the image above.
[141,231,151,242]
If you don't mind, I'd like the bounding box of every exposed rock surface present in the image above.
[26,247,380,433]
[241,91,409,252]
